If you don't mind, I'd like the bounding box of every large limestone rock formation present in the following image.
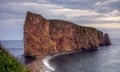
[24,11,111,57]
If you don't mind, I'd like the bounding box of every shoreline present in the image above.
[25,48,98,72]
[26,47,112,72]
[26,55,48,72]
[42,48,98,72]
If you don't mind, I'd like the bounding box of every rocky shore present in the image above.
[26,55,47,72]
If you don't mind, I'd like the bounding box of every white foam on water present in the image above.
[42,51,77,72]
[53,51,77,57]
[42,56,55,71]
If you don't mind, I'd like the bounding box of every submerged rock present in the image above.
[24,11,111,57]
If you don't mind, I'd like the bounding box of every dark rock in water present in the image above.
[24,11,111,57]
[104,33,111,45]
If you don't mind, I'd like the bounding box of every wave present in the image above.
[42,56,55,71]
[42,51,77,72]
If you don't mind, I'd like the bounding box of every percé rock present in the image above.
[24,11,111,57]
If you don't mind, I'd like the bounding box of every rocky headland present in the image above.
[24,11,111,57]
[24,11,111,72]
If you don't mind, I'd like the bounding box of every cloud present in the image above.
[95,0,119,6]
[0,0,120,24]
[0,0,120,39]
[0,1,98,22]
[83,23,120,38]
[83,23,120,29]
[47,0,100,9]
[97,16,120,22]
[0,19,24,40]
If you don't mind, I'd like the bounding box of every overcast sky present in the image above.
[0,0,120,40]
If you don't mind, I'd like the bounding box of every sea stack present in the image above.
[24,11,111,57]
[104,33,111,45]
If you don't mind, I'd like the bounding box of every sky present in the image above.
[0,0,120,40]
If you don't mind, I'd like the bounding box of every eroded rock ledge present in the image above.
[24,11,111,57]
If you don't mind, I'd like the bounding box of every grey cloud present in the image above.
[74,18,120,25]
[0,0,120,25]
[48,0,120,16]
[0,0,120,39]
[47,0,104,9]
[0,13,25,20]
[107,0,120,10]
[0,0,37,4]
[94,0,120,16]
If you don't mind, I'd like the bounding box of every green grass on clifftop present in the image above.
[0,44,30,72]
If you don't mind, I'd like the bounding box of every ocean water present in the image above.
[49,38,120,72]
[0,40,33,64]
[0,38,120,72]
[0,40,24,55]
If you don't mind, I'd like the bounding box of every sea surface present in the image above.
[0,40,33,64]
[0,38,120,72]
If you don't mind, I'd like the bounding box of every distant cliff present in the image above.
[24,12,111,57]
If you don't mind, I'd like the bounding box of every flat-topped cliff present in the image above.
[24,11,111,57]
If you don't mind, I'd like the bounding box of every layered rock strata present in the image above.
[24,11,111,57]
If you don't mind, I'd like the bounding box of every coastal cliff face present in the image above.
[24,12,111,57]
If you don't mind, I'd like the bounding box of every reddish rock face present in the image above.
[24,11,111,57]
[104,33,111,45]
[98,31,104,46]
[24,12,54,56]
